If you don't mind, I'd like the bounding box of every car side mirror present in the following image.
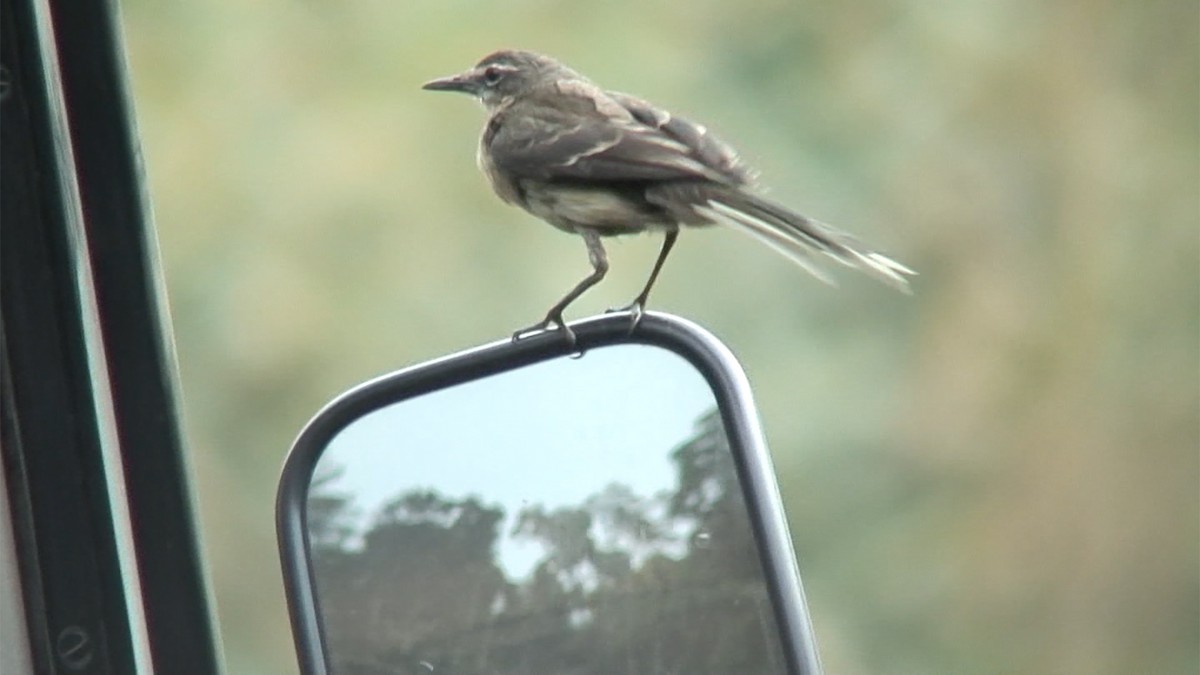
[276,312,822,674]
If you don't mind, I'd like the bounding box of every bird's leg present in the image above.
[632,228,679,309]
[608,228,678,333]
[513,229,609,346]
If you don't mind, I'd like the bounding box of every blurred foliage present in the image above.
[121,0,1197,672]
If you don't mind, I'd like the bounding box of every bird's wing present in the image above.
[607,91,754,186]
[487,98,741,184]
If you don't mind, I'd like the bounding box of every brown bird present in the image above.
[424,49,914,343]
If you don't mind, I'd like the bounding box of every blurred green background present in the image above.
[121,0,1197,673]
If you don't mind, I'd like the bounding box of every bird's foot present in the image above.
[605,300,645,335]
[512,315,578,351]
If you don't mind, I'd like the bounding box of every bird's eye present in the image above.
[481,66,503,87]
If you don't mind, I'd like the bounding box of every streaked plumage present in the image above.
[424,49,914,341]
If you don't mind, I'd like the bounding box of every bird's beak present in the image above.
[422,71,477,94]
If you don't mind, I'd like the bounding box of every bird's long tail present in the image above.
[690,187,915,293]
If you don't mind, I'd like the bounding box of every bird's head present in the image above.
[422,50,575,108]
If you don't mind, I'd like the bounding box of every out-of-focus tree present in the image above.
[123,0,1198,672]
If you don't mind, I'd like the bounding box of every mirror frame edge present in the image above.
[276,311,822,675]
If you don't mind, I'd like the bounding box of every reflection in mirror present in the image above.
[307,344,789,674]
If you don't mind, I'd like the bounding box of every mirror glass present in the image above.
[306,343,790,674]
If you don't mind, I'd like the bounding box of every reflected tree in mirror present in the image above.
[305,345,790,674]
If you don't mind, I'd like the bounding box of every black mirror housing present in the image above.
[277,313,822,674]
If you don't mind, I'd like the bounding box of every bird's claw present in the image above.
[606,301,646,335]
[512,316,579,352]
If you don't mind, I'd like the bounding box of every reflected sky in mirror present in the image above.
[307,344,788,674]
[317,344,715,578]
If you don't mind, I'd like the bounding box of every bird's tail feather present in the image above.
[694,188,915,293]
